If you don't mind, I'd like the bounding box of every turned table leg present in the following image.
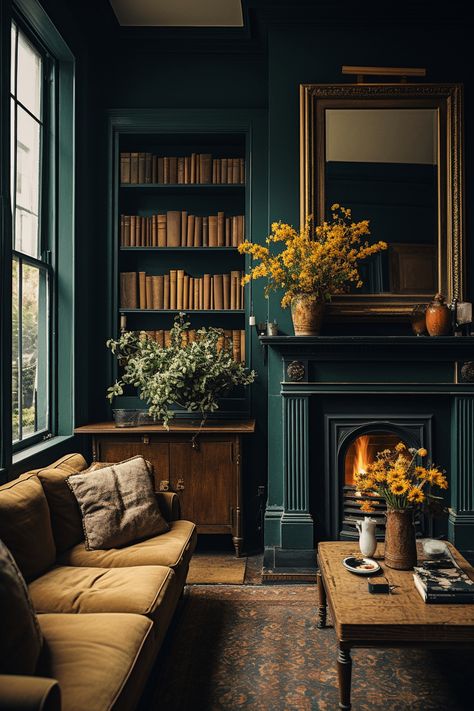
[316,571,327,628]
[337,643,352,710]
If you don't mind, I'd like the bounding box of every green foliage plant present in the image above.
[107,314,256,428]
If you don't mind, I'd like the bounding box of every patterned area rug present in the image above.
[186,553,247,584]
[147,584,474,710]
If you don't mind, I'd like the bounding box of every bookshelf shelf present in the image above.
[119,309,245,314]
[120,183,244,194]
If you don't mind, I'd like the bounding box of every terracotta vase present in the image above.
[384,508,417,570]
[425,293,452,336]
[290,294,325,336]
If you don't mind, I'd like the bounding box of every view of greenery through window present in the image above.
[11,21,50,446]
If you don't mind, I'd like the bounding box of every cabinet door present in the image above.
[96,437,169,492]
[169,439,235,528]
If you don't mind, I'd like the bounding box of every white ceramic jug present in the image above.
[355,516,378,557]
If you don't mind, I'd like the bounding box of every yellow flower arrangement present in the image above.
[238,204,387,307]
[354,444,448,513]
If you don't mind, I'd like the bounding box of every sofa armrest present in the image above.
[0,675,60,711]
[156,491,181,521]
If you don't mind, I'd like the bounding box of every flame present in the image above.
[353,435,371,480]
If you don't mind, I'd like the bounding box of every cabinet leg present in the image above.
[317,571,327,628]
[337,643,352,710]
[232,537,243,558]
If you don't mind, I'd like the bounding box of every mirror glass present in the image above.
[325,108,438,295]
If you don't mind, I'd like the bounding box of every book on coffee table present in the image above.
[413,563,474,603]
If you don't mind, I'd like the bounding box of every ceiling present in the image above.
[109,0,244,27]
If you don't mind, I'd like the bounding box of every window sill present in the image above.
[12,434,75,467]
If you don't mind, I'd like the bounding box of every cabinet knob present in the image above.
[142,435,150,445]
[176,478,185,491]
[159,480,170,492]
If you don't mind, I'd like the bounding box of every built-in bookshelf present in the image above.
[115,132,248,369]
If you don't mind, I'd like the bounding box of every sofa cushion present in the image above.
[38,613,155,711]
[29,453,88,476]
[0,475,56,581]
[0,540,43,675]
[29,564,181,640]
[67,456,169,550]
[59,519,197,586]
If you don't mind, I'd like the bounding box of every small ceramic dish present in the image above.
[342,556,381,575]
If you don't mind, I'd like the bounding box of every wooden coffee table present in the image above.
[317,541,474,710]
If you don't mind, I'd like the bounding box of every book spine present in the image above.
[163,274,170,310]
[177,157,185,184]
[130,153,139,184]
[200,153,212,184]
[169,156,177,184]
[217,211,225,247]
[213,274,223,309]
[181,211,188,247]
[138,272,146,309]
[240,158,245,184]
[158,214,167,247]
[145,276,153,309]
[130,216,136,247]
[151,276,160,309]
[187,215,195,248]
[156,275,164,310]
[145,153,152,183]
[184,156,190,184]
[232,216,239,248]
[240,330,245,363]
[202,216,209,247]
[208,215,217,247]
[152,155,158,184]
[232,157,240,184]
[194,216,202,247]
[157,157,164,184]
[120,153,131,183]
[163,157,170,184]
[232,330,241,362]
[120,272,137,309]
[167,211,181,247]
[221,158,227,184]
[177,269,185,310]
[225,217,231,247]
[169,270,177,310]
[138,152,146,184]
[183,275,189,310]
[190,153,197,184]
[152,214,158,247]
[203,274,211,310]
[223,274,230,310]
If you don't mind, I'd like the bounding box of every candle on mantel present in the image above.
[249,315,256,327]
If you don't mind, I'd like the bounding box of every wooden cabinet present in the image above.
[75,420,255,556]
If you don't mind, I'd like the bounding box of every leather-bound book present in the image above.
[167,211,181,247]
[200,154,212,184]
[194,278,200,310]
[239,158,245,184]
[198,278,203,310]
[208,215,218,247]
[239,215,245,244]
[130,215,136,247]
[232,330,241,362]
[184,156,190,184]
[130,152,139,184]
[190,153,197,183]
[187,215,195,247]
[213,274,223,310]
[124,215,131,246]
[120,272,137,309]
[169,157,177,184]
[145,153,152,183]
[163,157,170,184]
[223,273,230,310]
[138,271,146,309]
[181,211,188,246]
[164,330,171,347]
[202,216,209,247]
[232,216,239,248]
[156,275,164,310]
[152,214,158,247]
[163,274,170,310]
[231,158,239,184]
[138,153,146,184]
[146,276,153,309]
[158,214,167,247]
[120,153,130,183]
[221,158,227,184]
[217,212,225,247]
[240,273,244,309]
[157,157,164,184]
[178,157,185,184]
[183,275,189,309]
[194,216,202,247]
[240,330,246,363]
[140,217,146,247]
[152,155,158,183]
[120,215,124,246]
[230,270,241,309]
[156,330,164,347]
[225,217,231,247]
[210,277,214,309]
[188,277,194,309]
[152,276,161,309]
[169,270,177,310]
[212,159,217,184]
[177,269,185,310]
[216,159,221,184]
[203,274,211,310]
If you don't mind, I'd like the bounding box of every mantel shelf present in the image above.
[120,247,242,252]
[75,420,256,435]
[120,309,245,314]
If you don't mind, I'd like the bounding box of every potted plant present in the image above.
[238,204,387,335]
[354,442,448,570]
[106,314,256,429]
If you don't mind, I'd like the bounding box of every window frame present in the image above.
[10,17,55,451]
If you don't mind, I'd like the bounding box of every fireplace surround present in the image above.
[261,336,474,581]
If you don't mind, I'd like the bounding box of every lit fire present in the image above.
[352,434,371,482]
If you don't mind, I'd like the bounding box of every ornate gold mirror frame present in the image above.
[300,83,464,319]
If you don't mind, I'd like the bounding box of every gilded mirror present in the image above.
[300,83,464,319]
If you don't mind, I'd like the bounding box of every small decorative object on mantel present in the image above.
[425,293,452,336]
[238,205,387,336]
[106,314,256,429]
[410,303,428,336]
[355,516,378,558]
[354,443,448,570]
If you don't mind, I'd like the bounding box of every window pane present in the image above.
[17,30,42,118]
[22,264,49,437]
[10,99,15,217]
[11,23,17,97]
[12,259,20,443]
[16,106,40,256]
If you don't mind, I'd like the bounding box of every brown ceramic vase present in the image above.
[425,293,452,336]
[384,508,417,570]
[290,294,325,336]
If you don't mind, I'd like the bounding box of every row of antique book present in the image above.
[413,556,474,604]
[120,211,245,248]
[120,270,244,311]
[120,152,245,185]
[141,328,246,363]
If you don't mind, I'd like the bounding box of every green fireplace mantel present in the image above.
[262,335,474,580]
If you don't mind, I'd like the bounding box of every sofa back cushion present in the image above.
[0,539,43,675]
[34,454,87,554]
[0,475,56,581]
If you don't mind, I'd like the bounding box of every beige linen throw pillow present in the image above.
[66,455,169,550]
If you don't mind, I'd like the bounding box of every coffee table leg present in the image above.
[337,643,352,710]
[316,571,327,628]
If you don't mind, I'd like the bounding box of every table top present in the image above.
[317,541,474,643]
[74,419,256,435]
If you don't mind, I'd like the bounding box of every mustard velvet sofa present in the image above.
[0,453,197,711]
